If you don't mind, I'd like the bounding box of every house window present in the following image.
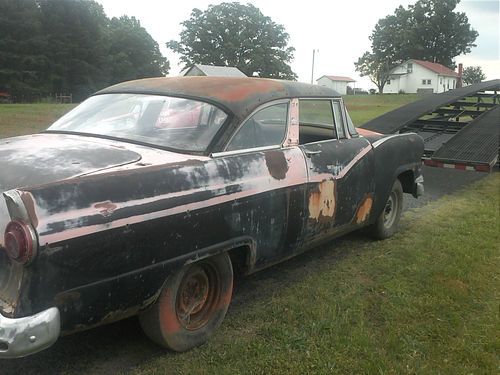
[386,80,391,85]
[407,63,413,73]
[422,79,426,85]
[427,79,431,85]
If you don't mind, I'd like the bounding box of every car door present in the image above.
[299,98,375,247]
[212,99,308,269]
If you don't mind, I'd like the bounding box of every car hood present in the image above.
[0,133,142,192]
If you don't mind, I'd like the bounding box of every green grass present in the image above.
[0,103,75,139]
[344,94,421,126]
[134,175,499,374]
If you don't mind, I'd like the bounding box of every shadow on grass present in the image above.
[3,232,373,375]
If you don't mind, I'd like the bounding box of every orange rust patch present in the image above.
[355,194,373,224]
[308,180,336,220]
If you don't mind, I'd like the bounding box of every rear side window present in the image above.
[299,100,335,127]
[298,100,337,144]
[332,101,346,139]
[346,110,358,137]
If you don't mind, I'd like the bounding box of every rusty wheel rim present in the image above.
[176,264,220,330]
[383,191,398,228]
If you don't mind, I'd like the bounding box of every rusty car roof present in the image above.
[95,77,341,120]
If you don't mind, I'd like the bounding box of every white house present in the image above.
[316,76,355,95]
[383,59,459,94]
[183,64,246,77]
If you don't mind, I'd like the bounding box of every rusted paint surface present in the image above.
[308,179,336,220]
[355,194,373,224]
[283,98,299,147]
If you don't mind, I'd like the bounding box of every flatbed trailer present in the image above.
[362,80,500,172]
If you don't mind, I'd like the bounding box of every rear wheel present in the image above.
[370,179,403,239]
[139,253,233,352]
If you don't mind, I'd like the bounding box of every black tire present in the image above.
[139,252,233,352]
[369,179,403,240]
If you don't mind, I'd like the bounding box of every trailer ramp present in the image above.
[361,80,500,172]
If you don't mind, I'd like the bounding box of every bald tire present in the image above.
[370,179,403,240]
[139,253,233,352]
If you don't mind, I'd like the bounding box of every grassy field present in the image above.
[132,175,499,374]
[0,103,75,139]
[344,94,420,126]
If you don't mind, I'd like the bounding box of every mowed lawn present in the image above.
[0,103,75,139]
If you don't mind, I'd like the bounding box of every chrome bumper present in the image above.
[0,307,60,358]
[414,175,424,198]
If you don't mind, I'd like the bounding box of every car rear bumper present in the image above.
[0,307,60,358]
[415,175,424,197]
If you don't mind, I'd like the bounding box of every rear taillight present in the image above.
[4,220,36,264]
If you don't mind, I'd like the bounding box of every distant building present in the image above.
[183,64,246,77]
[383,59,459,94]
[316,76,356,95]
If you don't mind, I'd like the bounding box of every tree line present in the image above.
[0,1,297,103]
[0,0,483,102]
[0,0,169,102]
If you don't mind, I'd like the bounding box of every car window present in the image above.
[345,110,358,137]
[298,99,337,144]
[48,94,228,153]
[332,100,346,139]
[226,103,288,151]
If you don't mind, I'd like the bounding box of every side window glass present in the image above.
[227,103,288,151]
[298,100,337,144]
[332,101,346,139]
[345,110,358,137]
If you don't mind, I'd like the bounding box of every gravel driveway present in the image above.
[2,166,490,374]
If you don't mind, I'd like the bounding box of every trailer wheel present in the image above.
[139,252,233,352]
[370,179,403,239]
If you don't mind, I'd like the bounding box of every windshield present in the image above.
[48,94,228,152]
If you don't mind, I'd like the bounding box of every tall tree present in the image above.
[355,0,478,93]
[462,66,486,85]
[0,0,48,98]
[38,0,110,101]
[167,2,297,80]
[108,16,169,84]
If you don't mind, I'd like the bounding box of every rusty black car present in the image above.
[0,77,424,357]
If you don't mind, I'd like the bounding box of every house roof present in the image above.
[411,60,459,77]
[317,75,356,82]
[184,64,247,77]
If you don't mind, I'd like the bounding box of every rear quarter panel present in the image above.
[370,133,424,220]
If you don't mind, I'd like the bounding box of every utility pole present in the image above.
[310,49,319,84]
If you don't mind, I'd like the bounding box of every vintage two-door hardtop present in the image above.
[0,77,424,357]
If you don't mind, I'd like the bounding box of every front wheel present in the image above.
[139,252,233,352]
[369,179,403,239]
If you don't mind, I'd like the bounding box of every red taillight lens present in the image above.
[4,220,35,264]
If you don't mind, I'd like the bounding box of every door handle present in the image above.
[304,149,322,157]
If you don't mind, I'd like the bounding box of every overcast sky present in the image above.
[98,0,499,88]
